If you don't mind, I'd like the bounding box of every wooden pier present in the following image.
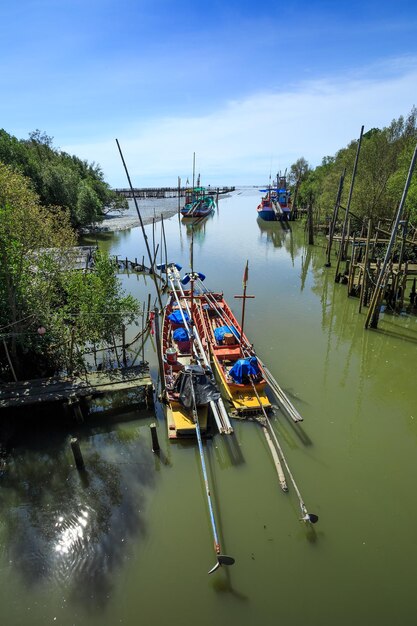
[329,221,417,323]
[0,365,153,410]
[113,186,235,199]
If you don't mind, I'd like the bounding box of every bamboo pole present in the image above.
[2,338,17,382]
[262,425,288,491]
[335,126,364,280]
[307,203,314,245]
[115,139,163,310]
[359,219,372,313]
[347,233,356,295]
[325,169,345,266]
[122,324,127,367]
[153,306,165,395]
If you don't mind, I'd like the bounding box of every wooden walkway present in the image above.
[0,366,153,409]
[113,186,235,199]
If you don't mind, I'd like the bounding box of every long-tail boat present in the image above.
[181,187,215,218]
[193,276,271,416]
[257,174,292,221]
[160,265,233,438]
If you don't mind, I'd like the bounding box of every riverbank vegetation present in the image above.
[0,129,127,230]
[290,107,417,227]
[0,161,139,382]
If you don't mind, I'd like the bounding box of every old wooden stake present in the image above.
[335,126,364,279]
[150,423,160,452]
[70,437,85,470]
[365,142,417,328]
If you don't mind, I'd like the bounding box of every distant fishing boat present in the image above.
[181,187,216,218]
[257,189,278,221]
[257,174,292,221]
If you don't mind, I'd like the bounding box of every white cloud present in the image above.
[63,58,417,187]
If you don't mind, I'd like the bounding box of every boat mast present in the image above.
[189,228,195,355]
[234,260,254,351]
[192,151,196,202]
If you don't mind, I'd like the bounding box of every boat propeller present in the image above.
[208,554,236,575]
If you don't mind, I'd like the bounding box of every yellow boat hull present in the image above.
[211,357,271,414]
[166,401,208,439]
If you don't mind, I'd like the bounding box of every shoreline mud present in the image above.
[83,207,179,234]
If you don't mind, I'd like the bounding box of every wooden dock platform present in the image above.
[0,365,153,409]
[113,186,235,199]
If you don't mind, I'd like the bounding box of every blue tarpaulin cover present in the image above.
[173,328,189,342]
[229,357,260,383]
[168,310,190,325]
[214,325,239,343]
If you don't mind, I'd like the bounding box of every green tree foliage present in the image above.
[0,128,127,230]
[289,157,310,186]
[46,251,140,375]
[0,163,139,380]
[0,161,77,378]
[291,107,417,227]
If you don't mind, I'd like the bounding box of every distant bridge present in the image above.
[113,186,235,199]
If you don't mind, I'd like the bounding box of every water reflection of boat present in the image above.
[182,211,214,239]
[256,217,288,247]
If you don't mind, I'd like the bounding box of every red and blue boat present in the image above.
[257,176,292,221]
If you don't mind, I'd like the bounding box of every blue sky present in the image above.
[1,0,417,187]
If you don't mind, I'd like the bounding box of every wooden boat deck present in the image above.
[162,303,209,439]
[195,296,272,415]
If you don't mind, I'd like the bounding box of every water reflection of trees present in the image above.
[305,241,417,424]
[0,419,156,611]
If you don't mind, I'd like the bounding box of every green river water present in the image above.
[0,188,416,625]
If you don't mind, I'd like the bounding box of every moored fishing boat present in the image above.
[161,290,220,438]
[159,266,236,573]
[193,287,271,416]
[257,174,292,221]
[257,190,278,221]
[181,187,216,218]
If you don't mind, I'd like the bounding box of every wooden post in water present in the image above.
[365,142,417,328]
[359,219,372,313]
[150,423,160,452]
[70,437,85,470]
[177,176,181,214]
[335,126,364,280]
[394,221,408,311]
[307,203,314,245]
[325,169,346,267]
[347,233,356,295]
[410,278,416,308]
